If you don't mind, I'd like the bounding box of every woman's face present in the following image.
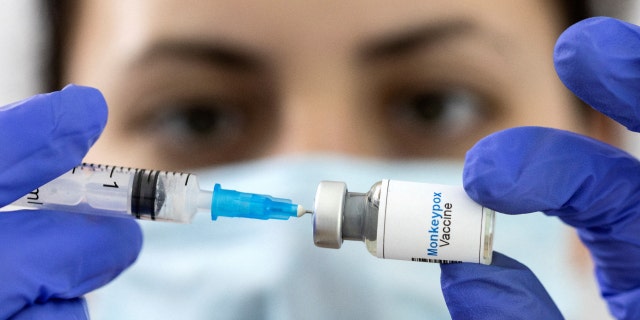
[64,0,586,170]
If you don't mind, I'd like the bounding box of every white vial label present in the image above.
[376,180,487,263]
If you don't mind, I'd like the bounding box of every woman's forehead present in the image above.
[75,0,563,48]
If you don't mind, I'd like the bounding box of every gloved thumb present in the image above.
[0,84,107,205]
[440,252,563,320]
[555,17,640,132]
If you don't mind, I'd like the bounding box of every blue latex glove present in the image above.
[441,17,640,320]
[0,85,142,319]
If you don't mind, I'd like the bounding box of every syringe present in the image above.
[7,163,311,223]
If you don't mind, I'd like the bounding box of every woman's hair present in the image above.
[40,0,594,92]
[41,0,74,92]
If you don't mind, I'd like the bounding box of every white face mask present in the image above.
[88,155,597,319]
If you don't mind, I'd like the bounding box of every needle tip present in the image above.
[297,205,313,217]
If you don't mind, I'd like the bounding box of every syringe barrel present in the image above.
[7,163,200,223]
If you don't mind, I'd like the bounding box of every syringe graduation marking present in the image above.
[73,164,160,219]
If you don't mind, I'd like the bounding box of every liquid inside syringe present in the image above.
[7,163,310,223]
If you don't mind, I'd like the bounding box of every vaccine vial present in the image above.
[312,180,495,264]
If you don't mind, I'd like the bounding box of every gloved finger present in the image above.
[0,85,107,206]
[10,298,88,320]
[441,252,562,320]
[554,17,640,131]
[464,126,640,319]
[0,210,142,319]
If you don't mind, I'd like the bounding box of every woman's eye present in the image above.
[131,97,254,168]
[150,100,243,144]
[122,87,275,168]
[390,88,486,137]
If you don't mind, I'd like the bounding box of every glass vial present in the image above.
[312,180,495,264]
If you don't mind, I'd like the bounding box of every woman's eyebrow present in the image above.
[360,18,505,61]
[132,39,266,72]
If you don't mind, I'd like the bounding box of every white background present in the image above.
[0,0,42,103]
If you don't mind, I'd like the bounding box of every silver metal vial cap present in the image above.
[313,181,347,249]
